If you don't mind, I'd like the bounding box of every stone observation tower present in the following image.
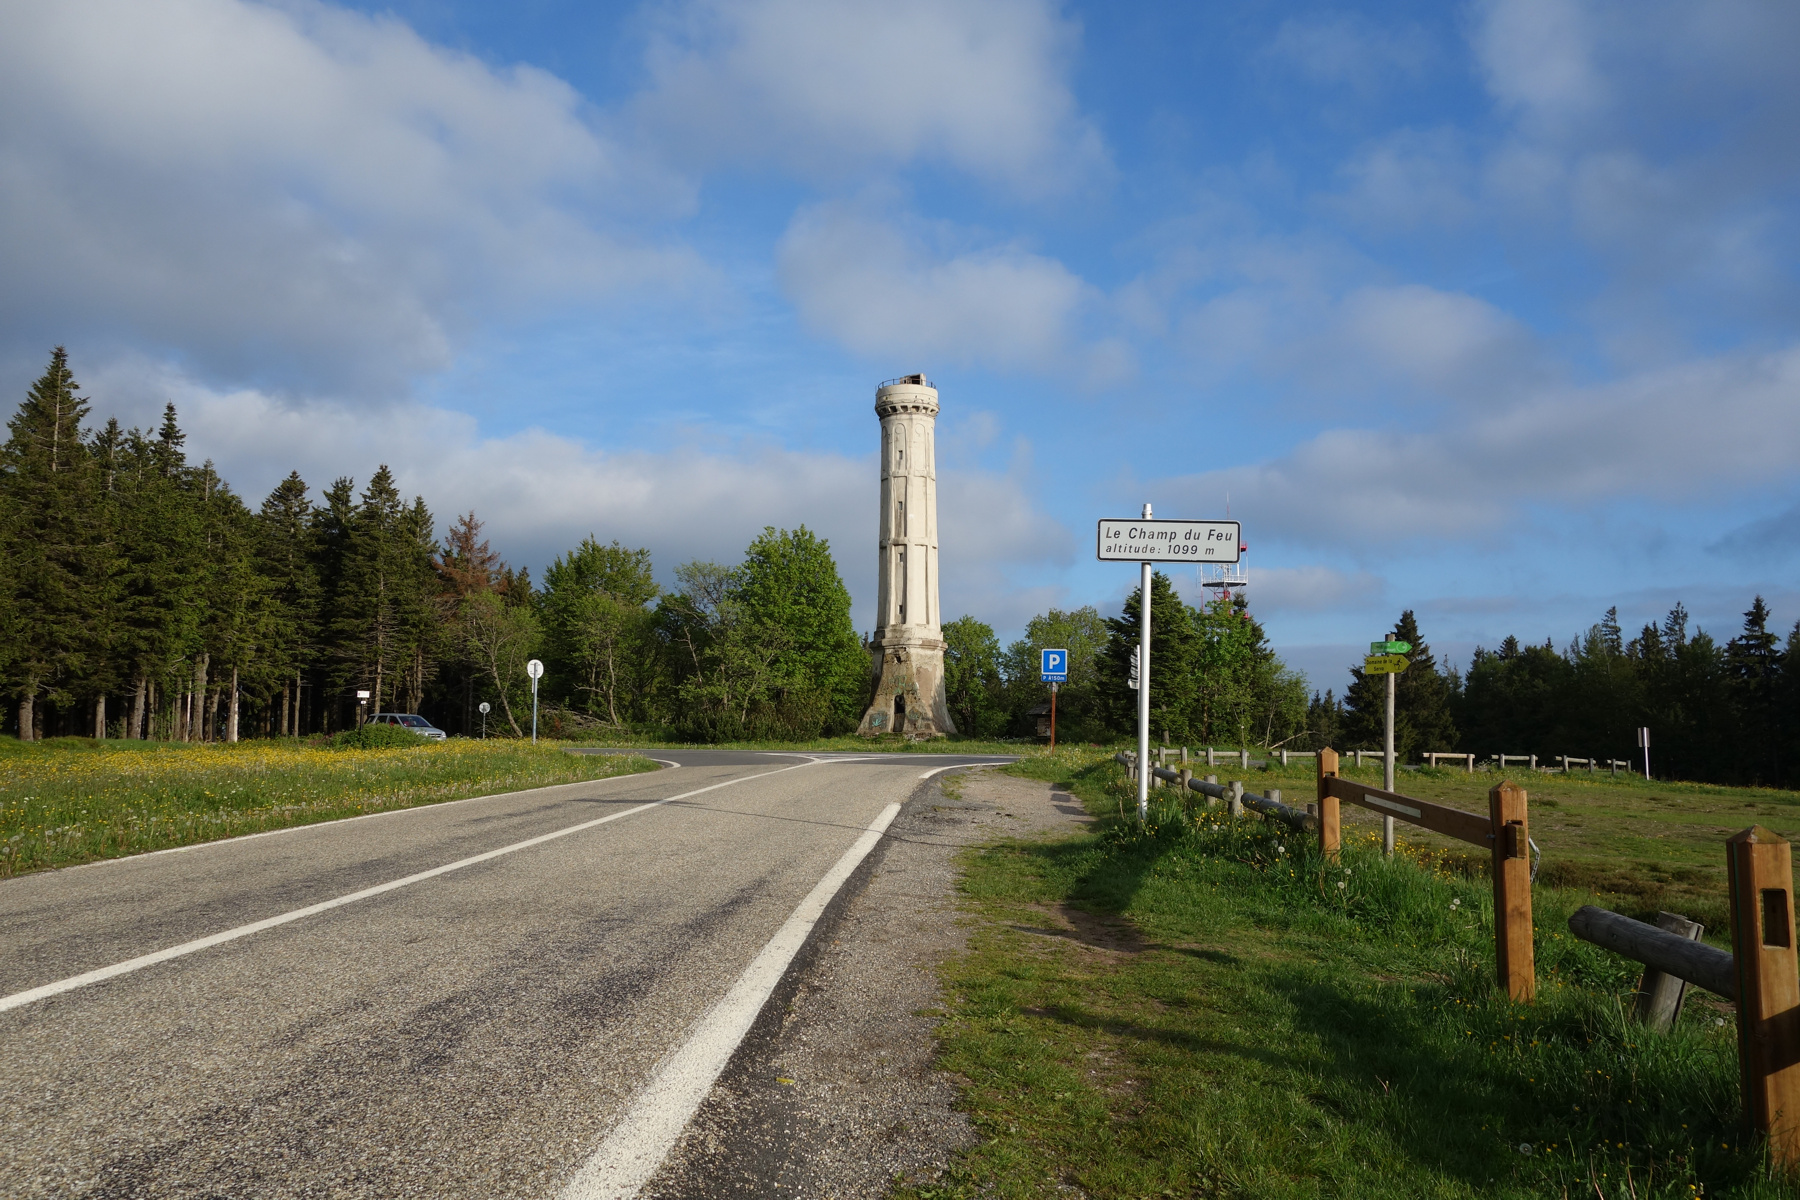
[857,374,955,737]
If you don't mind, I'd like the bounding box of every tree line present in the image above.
[0,349,877,742]
[1306,604,1800,788]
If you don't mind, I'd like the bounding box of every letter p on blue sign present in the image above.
[1040,648,1068,683]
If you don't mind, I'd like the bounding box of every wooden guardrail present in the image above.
[1567,825,1800,1171]
[1115,746,1536,1001]
[1316,747,1537,1001]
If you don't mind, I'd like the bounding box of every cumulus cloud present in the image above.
[0,0,701,396]
[632,0,1106,193]
[1158,343,1800,545]
[777,203,1127,380]
[81,355,1071,630]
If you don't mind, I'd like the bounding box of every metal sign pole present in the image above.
[1049,681,1058,751]
[1137,504,1152,823]
[1384,669,1396,856]
[526,659,545,744]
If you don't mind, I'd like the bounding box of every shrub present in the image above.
[330,723,432,751]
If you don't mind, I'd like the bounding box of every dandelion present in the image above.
[1337,881,1347,890]
[1518,1143,1532,1155]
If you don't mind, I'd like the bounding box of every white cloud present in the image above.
[0,0,701,396]
[1335,285,1539,394]
[81,355,1071,631]
[1158,343,1800,545]
[632,0,1106,193]
[777,203,1125,379]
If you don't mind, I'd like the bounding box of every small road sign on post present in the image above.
[478,701,491,739]
[526,659,545,743]
[1097,519,1240,563]
[1040,648,1067,683]
[1363,654,1408,674]
[1370,640,1412,655]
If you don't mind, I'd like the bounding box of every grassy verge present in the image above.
[0,737,657,876]
[900,748,1790,1198]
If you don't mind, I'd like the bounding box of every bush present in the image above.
[330,723,433,751]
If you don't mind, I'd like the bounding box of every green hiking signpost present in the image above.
[1364,638,1411,856]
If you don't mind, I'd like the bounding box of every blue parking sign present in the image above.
[1040,648,1068,683]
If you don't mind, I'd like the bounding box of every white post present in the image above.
[1383,662,1396,857]
[1137,503,1152,823]
[532,675,539,744]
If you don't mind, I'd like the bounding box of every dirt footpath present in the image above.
[641,766,1088,1199]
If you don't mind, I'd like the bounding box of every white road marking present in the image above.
[0,762,815,1016]
[558,800,905,1200]
[918,762,971,779]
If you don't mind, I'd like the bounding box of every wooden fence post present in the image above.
[1317,749,1341,862]
[1726,826,1800,1170]
[1179,746,1191,795]
[1490,781,1535,1001]
[1633,912,1705,1033]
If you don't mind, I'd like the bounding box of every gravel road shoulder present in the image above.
[640,766,1090,1199]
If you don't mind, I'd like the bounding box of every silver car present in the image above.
[369,713,447,740]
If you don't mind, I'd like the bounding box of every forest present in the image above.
[3,348,1794,789]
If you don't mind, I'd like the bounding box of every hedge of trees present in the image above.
[0,349,870,742]
[942,572,1312,748]
[1307,605,1800,789]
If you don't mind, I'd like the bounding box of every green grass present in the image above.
[0,736,658,876]
[1164,755,1800,945]
[898,749,1794,1199]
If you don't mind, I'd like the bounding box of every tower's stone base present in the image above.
[857,637,956,737]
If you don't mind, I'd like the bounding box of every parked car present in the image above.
[367,713,447,740]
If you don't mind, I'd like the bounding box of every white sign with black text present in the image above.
[1096,519,1240,563]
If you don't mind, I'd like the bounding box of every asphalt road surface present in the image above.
[0,749,1013,1199]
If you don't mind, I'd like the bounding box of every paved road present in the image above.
[0,749,1013,1199]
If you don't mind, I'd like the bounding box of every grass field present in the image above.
[0,737,657,877]
[1198,756,1800,946]
[898,749,1799,1199]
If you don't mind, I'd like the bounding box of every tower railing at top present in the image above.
[878,375,932,389]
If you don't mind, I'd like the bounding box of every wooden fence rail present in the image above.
[1115,746,1535,1001]
[1567,826,1800,1171]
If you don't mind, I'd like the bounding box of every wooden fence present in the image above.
[1117,745,1536,1000]
[1122,745,1800,1168]
[1567,826,1800,1171]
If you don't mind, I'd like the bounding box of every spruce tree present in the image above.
[1097,571,1199,742]
[2,348,99,738]
[1341,610,1457,761]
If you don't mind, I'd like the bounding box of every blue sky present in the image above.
[2,0,1796,691]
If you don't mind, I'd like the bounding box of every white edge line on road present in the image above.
[58,754,678,874]
[558,799,905,1200]
[0,762,815,1016]
[919,762,973,779]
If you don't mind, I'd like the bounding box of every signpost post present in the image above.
[526,659,544,743]
[1365,639,1411,856]
[1098,511,1241,822]
[1040,648,1068,751]
[356,689,370,729]
[478,701,490,740]
[1638,726,1651,780]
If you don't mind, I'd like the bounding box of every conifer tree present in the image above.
[1097,571,1200,742]
[2,348,99,738]
[1342,610,1457,760]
